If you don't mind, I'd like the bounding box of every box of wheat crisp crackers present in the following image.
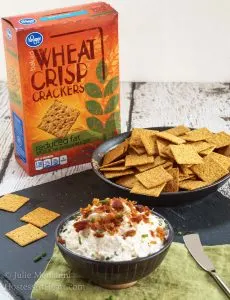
[2,2,120,175]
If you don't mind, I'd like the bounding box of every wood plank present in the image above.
[0,82,132,195]
[131,82,230,131]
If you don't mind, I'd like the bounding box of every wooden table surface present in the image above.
[0,81,230,299]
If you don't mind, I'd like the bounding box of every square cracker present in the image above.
[191,156,229,184]
[165,125,190,136]
[135,165,173,188]
[182,128,212,142]
[156,139,170,157]
[155,131,186,145]
[208,152,230,170]
[131,181,166,197]
[206,132,230,148]
[20,207,60,228]
[38,100,80,138]
[163,168,179,192]
[100,165,128,172]
[130,145,146,155]
[199,146,215,156]
[99,159,125,169]
[129,128,144,147]
[170,144,203,164]
[125,153,154,167]
[103,139,129,165]
[0,194,29,212]
[103,169,134,179]
[5,224,47,246]
[189,141,212,153]
[116,174,138,189]
[140,131,158,155]
[179,180,207,190]
[136,162,155,172]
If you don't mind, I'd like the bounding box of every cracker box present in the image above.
[2,2,120,176]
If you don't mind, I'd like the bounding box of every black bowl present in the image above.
[91,127,230,206]
[56,210,174,289]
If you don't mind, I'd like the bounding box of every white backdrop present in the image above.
[1,0,230,82]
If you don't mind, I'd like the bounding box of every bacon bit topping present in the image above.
[57,236,65,244]
[94,231,104,238]
[123,230,136,238]
[111,198,124,211]
[80,204,92,218]
[135,205,145,212]
[150,230,155,238]
[131,214,142,223]
[74,220,89,232]
[156,226,165,240]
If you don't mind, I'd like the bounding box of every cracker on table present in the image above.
[179,180,207,190]
[125,153,154,167]
[155,131,186,145]
[191,156,229,184]
[38,100,80,138]
[104,169,134,179]
[135,165,173,188]
[208,152,230,170]
[103,140,129,165]
[170,144,203,164]
[206,131,230,148]
[131,181,166,197]
[140,131,158,155]
[182,128,212,142]
[0,194,29,212]
[165,125,190,136]
[5,224,47,247]
[99,159,125,169]
[136,163,155,172]
[20,207,60,228]
[116,174,138,189]
[130,145,146,155]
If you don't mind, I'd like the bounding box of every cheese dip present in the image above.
[59,198,168,261]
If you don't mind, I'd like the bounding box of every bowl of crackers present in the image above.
[91,126,230,206]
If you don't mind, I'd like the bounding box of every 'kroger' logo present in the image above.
[19,18,37,25]
[25,32,43,48]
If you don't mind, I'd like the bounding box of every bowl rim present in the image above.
[91,127,230,197]
[55,209,174,265]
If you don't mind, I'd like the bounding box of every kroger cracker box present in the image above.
[2,2,120,176]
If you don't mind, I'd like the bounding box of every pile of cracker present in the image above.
[0,194,60,246]
[100,126,230,197]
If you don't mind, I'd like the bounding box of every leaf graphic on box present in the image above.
[96,60,108,84]
[104,76,119,96]
[87,117,104,133]
[85,83,102,98]
[104,112,121,139]
[104,94,119,114]
[86,101,103,115]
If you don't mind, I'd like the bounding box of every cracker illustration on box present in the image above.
[2,2,120,175]
[38,101,80,138]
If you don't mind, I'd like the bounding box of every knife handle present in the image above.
[209,271,230,299]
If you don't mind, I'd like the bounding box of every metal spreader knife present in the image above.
[183,233,230,299]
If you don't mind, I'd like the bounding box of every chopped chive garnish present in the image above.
[78,236,82,245]
[100,198,110,203]
[33,252,47,262]
[142,234,148,238]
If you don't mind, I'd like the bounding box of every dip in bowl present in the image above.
[56,197,174,289]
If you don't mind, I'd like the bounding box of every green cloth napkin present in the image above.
[32,243,230,300]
